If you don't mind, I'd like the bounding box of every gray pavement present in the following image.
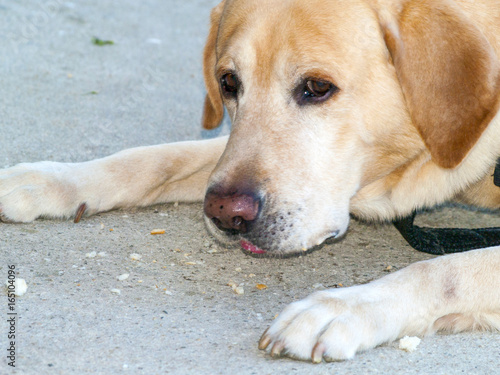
[1,1,499,374]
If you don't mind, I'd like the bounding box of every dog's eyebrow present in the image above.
[294,68,338,86]
[215,55,239,76]
[215,65,235,79]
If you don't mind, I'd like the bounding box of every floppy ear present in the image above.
[381,0,500,168]
[202,1,226,130]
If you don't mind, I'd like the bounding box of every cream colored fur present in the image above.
[1,0,499,362]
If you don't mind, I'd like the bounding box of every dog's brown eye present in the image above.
[306,80,331,97]
[296,79,338,105]
[220,73,240,98]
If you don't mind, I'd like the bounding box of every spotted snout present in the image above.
[204,188,261,234]
[203,182,345,256]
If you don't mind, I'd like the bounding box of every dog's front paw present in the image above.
[259,286,402,362]
[0,162,81,222]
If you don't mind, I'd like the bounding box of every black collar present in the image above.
[392,158,500,255]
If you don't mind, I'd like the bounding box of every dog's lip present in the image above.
[240,230,342,256]
[240,240,267,254]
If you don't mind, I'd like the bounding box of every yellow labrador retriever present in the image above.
[1,0,500,362]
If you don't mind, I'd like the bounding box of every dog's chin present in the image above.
[204,215,345,258]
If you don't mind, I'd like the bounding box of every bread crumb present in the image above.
[151,229,166,235]
[130,253,142,261]
[85,251,97,258]
[399,336,421,352]
[256,284,267,290]
[117,274,129,281]
[227,281,244,295]
[6,279,28,296]
[110,289,121,295]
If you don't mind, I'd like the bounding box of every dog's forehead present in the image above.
[217,0,383,79]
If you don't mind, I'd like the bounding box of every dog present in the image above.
[1,0,499,362]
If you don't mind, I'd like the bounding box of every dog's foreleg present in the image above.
[0,136,227,222]
[260,247,500,361]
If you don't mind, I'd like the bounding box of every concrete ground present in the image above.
[0,1,499,374]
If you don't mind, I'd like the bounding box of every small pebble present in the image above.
[117,274,129,281]
[130,253,142,261]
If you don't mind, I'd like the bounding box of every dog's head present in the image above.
[201,0,500,256]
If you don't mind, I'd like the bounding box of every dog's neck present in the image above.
[350,110,500,222]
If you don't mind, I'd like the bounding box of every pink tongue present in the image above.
[240,240,267,254]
